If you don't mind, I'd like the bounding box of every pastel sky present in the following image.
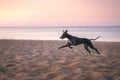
[0,0,120,26]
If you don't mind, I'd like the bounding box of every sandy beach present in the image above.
[0,40,120,80]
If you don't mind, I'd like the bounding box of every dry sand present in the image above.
[0,40,120,80]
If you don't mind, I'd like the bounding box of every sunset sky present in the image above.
[0,0,120,27]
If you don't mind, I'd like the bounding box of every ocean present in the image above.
[0,26,120,42]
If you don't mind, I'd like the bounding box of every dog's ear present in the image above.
[63,30,65,33]
[65,30,68,33]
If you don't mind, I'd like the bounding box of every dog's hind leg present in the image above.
[87,42,100,54]
[84,44,91,54]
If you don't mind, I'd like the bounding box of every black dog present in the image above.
[59,30,100,54]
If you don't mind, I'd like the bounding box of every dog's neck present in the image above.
[66,33,73,41]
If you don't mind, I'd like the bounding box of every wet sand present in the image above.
[0,40,120,80]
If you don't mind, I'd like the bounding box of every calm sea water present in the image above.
[0,27,120,42]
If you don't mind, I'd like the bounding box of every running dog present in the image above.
[59,30,100,54]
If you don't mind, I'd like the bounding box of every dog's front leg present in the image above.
[67,42,73,49]
[58,42,73,49]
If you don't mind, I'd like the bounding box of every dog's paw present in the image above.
[58,47,61,49]
[69,47,73,49]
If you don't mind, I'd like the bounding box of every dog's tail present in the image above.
[90,36,100,40]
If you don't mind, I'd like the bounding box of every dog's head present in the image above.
[60,30,68,39]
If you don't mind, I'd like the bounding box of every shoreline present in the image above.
[0,39,120,43]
